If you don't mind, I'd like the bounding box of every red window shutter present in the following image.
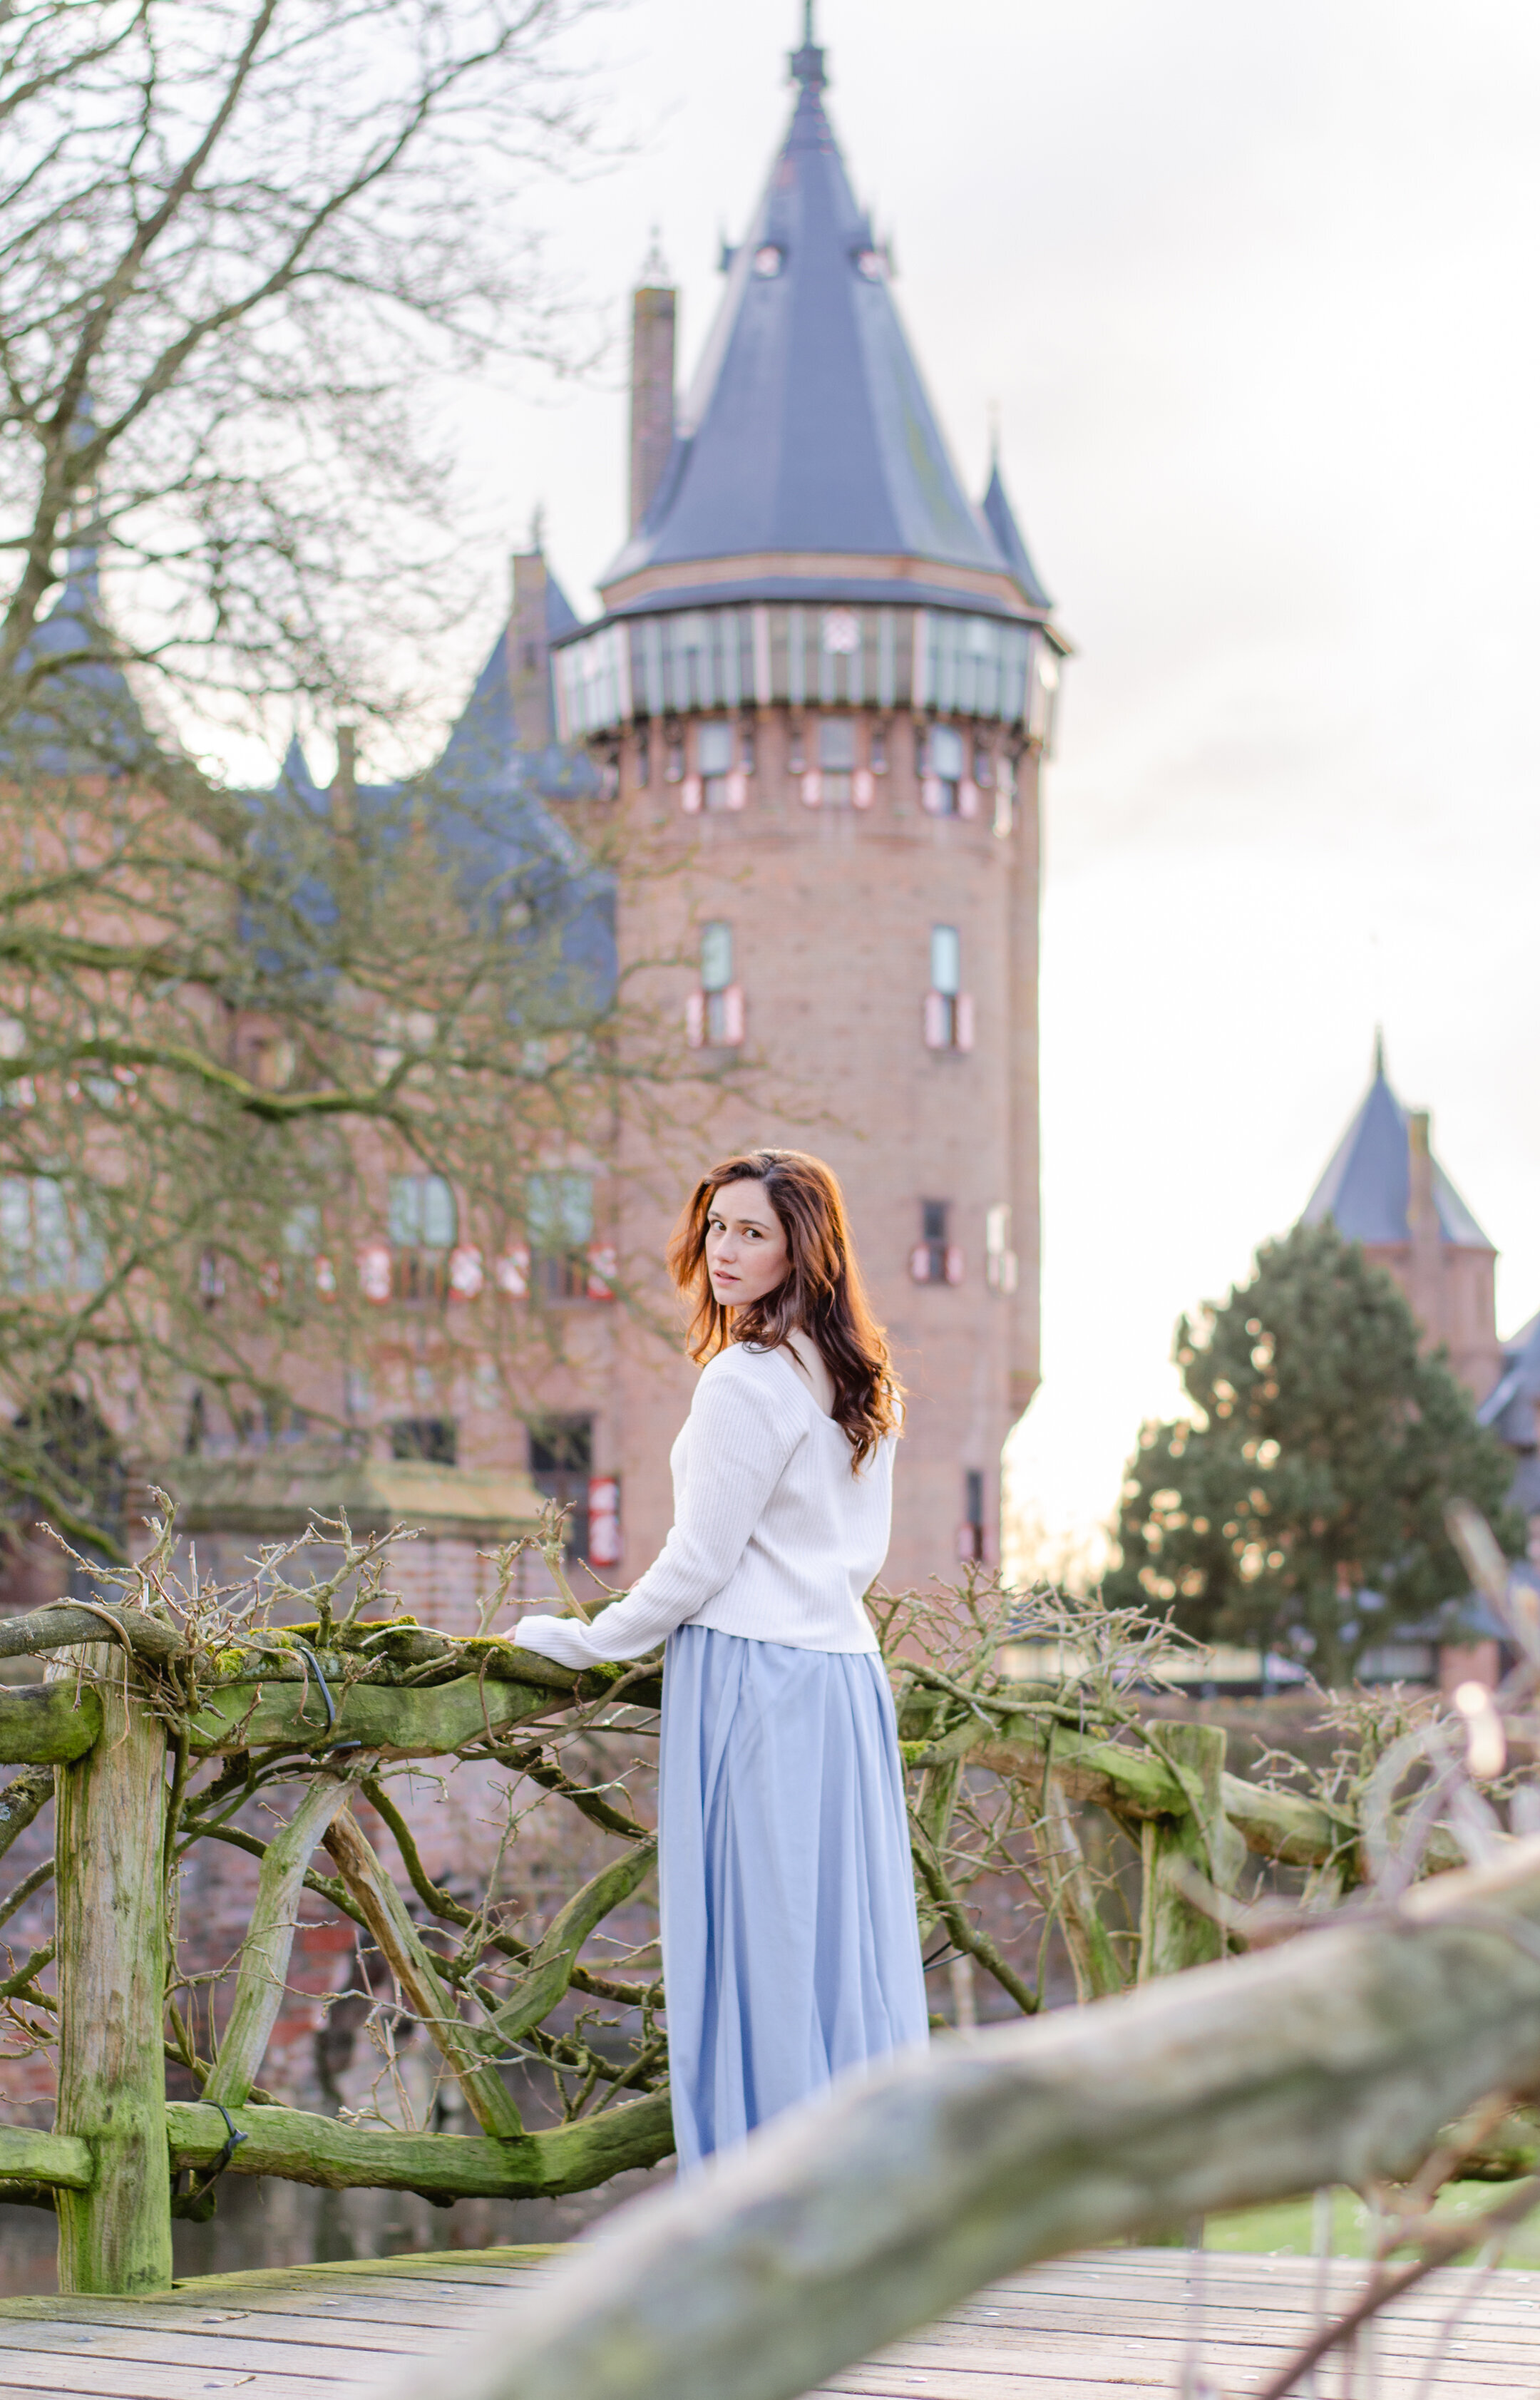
[722,983,746,1044]
[923,990,948,1050]
[801,769,821,809]
[358,1239,391,1304]
[587,1475,622,1566]
[586,1243,617,1301]
[959,777,980,819]
[448,1243,485,1300]
[853,767,875,809]
[909,1242,933,1283]
[686,990,706,1048]
[314,1254,338,1301]
[495,1244,530,1299]
[726,769,748,810]
[945,1244,965,1286]
[681,774,703,814]
[955,993,975,1052]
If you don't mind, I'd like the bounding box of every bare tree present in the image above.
[0,0,613,739]
[0,1,730,1552]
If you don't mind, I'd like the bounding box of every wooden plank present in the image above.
[0,2347,348,2396]
[0,2305,496,2356]
[0,2244,1535,2400]
[0,2321,390,2375]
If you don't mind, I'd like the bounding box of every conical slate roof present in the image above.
[1301,1042,1492,1250]
[981,460,1052,612]
[603,32,1010,591]
[5,545,153,781]
[262,563,614,1018]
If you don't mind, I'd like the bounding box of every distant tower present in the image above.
[1301,1036,1502,1402]
[553,14,1066,1585]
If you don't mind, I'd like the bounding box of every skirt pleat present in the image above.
[658,1623,930,2171]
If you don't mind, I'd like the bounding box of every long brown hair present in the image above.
[668,1149,902,1469]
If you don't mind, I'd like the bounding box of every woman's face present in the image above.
[704,1179,791,1311]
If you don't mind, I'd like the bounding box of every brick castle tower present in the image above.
[550,11,1067,1589]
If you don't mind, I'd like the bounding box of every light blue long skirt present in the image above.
[658,1623,930,2172]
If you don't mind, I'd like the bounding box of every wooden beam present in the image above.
[1137,1723,1246,1979]
[0,2126,93,2190]
[52,1652,172,2294]
[377,1837,1540,2400]
[203,1763,378,2110]
[0,1684,101,1765]
[188,1673,569,1758]
[322,1807,526,2138]
[164,2091,674,2197]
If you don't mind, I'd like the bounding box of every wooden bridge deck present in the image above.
[0,2242,1533,2400]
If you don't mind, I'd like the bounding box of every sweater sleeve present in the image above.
[514,1356,804,1666]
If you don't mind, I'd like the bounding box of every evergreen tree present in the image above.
[1105,1221,1521,1686]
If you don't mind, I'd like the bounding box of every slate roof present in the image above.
[981,461,1052,612]
[1478,1311,1540,1447]
[1300,1042,1492,1251]
[6,546,154,781]
[265,561,615,1017]
[602,31,1037,600]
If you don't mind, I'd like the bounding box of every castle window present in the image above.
[527,1171,596,1301]
[739,719,756,776]
[923,723,965,816]
[635,727,651,788]
[697,719,744,811]
[814,715,856,806]
[391,1416,458,1467]
[925,925,974,1052]
[388,1172,456,1301]
[910,1199,963,1286]
[870,722,888,776]
[688,922,746,1048]
[959,1469,985,1564]
[529,1415,594,1558]
[0,1174,103,1293]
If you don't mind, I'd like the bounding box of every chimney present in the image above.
[1407,1108,1441,1343]
[331,724,356,835]
[629,282,676,534]
[509,547,552,750]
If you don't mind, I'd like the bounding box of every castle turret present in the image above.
[553,9,1065,1581]
[1302,1036,1502,1402]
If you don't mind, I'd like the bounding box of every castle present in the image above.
[508,14,1065,1591]
[251,9,1063,1602]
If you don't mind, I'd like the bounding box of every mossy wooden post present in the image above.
[52,1645,173,2293]
[1138,1720,1246,1981]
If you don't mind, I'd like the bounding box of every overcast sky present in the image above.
[387,0,1540,1567]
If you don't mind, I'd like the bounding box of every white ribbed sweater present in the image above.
[514,1343,892,1666]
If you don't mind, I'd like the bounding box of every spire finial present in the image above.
[639,223,669,284]
[789,0,826,90]
[987,399,1001,467]
[1373,1024,1386,1080]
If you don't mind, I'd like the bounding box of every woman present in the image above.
[515,1148,929,2170]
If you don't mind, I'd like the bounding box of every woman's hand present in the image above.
[514,1613,597,1669]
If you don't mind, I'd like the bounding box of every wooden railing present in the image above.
[0,1515,1518,2297]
